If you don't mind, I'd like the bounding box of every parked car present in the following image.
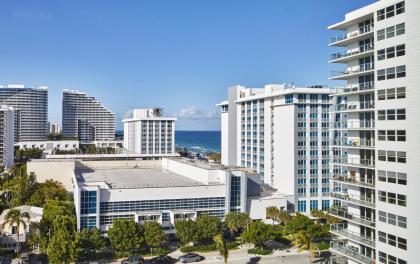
[121,256,144,264]
[177,253,204,263]
[150,255,176,264]
[19,256,29,264]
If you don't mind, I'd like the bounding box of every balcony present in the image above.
[330,120,374,130]
[330,63,374,80]
[330,207,375,228]
[331,192,375,209]
[330,240,375,264]
[329,43,374,63]
[330,223,375,248]
[330,138,375,149]
[331,156,375,169]
[331,174,375,189]
[331,82,374,96]
[329,24,374,46]
[330,102,375,113]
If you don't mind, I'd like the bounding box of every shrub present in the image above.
[180,241,241,253]
[247,247,273,255]
[150,247,170,256]
[315,242,330,251]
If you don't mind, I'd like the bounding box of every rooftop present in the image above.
[167,157,257,173]
[77,167,214,189]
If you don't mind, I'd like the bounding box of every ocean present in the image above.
[175,131,221,153]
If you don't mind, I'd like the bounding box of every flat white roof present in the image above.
[77,167,216,189]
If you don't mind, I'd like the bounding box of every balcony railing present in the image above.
[331,192,375,208]
[332,82,374,95]
[331,138,375,148]
[330,102,375,112]
[330,207,375,227]
[330,120,374,130]
[329,24,374,45]
[330,223,375,248]
[331,174,375,188]
[330,240,375,264]
[330,43,374,61]
[330,63,375,79]
[331,156,375,168]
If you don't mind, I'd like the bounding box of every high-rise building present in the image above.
[62,90,115,142]
[0,106,14,168]
[218,84,333,213]
[328,1,418,263]
[123,108,176,157]
[49,123,61,135]
[0,85,48,142]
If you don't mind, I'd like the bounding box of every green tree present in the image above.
[108,219,144,253]
[196,214,221,244]
[74,228,104,260]
[285,213,313,235]
[174,220,198,245]
[46,215,77,264]
[241,221,273,249]
[2,167,37,207]
[1,209,30,253]
[213,234,228,264]
[286,230,320,263]
[224,212,250,237]
[142,221,167,253]
[42,200,74,228]
[27,222,49,252]
[28,180,69,207]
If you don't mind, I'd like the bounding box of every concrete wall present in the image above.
[27,160,75,191]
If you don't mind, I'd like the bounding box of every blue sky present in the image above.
[0,0,375,131]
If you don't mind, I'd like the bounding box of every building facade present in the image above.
[328,1,418,263]
[123,108,176,157]
[0,85,48,142]
[0,106,15,168]
[72,157,288,234]
[218,84,333,213]
[62,90,115,142]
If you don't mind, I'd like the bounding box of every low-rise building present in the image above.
[0,206,43,251]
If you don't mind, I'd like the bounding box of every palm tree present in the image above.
[213,234,229,264]
[2,209,30,253]
[286,230,319,263]
[265,206,279,224]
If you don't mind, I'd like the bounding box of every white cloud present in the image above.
[174,106,219,120]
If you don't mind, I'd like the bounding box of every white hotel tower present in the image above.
[123,108,176,157]
[218,84,333,213]
[328,1,419,264]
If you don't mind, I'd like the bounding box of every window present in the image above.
[378,110,386,120]
[387,109,395,120]
[397,151,406,163]
[377,9,385,21]
[387,151,396,162]
[396,65,406,78]
[378,130,386,141]
[379,252,387,263]
[388,213,397,225]
[377,49,386,60]
[397,194,406,206]
[396,44,405,56]
[378,191,387,202]
[377,69,386,81]
[398,215,407,228]
[396,2,405,15]
[388,192,396,204]
[396,23,405,35]
[398,237,407,250]
[397,109,406,120]
[397,173,407,185]
[387,130,396,141]
[377,29,385,40]
[386,47,395,58]
[386,67,396,79]
[377,90,385,100]
[388,234,397,246]
[386,5,395,18]
[379,211,387,222]
[378,170,387,182]
[378,150,386,161]
[378,231,387,243]
[388,171,397,183]
[396,87,406,98]
[386,26,395,38]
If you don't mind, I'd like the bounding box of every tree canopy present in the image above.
[107,219,144,253]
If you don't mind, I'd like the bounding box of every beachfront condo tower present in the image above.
[328,0,419,263]
[218,84,333,213]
